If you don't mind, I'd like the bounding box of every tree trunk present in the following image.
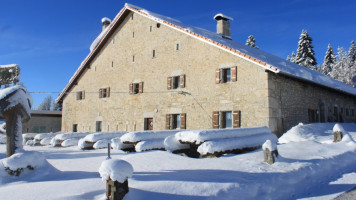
[5,105,23,157]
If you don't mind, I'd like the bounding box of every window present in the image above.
[76,91,85,100]
[73,124,78,132]
[215,66,237,83]
[176,43,180,50]
[212,110,241,129]
[166,113,186,130]
[132,32,135,38]
[112,61,114,67]
[156,23,160,28]
[150,26,152,32]
[129,82,143,94]
[132,55,135,62]
[308,109,318,123]
[167,75,185,90]
[96,121,102,132]
[144,118,154,130]
[99,87,110,98]
[152,50,156,58]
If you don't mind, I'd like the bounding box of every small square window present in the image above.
[76,91,84,100]
[99,88,110,98]
[133,83,139,94]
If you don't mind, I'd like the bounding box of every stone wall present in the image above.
[61,11,270,133]
[268,72,356,137]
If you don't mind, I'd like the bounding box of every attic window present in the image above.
[131,14,134,20]
[150,26,152,32]
[132,55,135,62]
[152,50,156,58]
[133,32,135,38]
[112,61,114,67]
[156,23,161,28]
[176,43,179,50]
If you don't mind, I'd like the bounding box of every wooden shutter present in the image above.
[167,77,172,90]
[107,87,110,97]
[99,89,103,98]
[129,83,133,94]
[231,66,237,82]
[166,114,171,130]
[212,111,219,129]
[180,113,186,129]
[144,118,148,130]
[180,74,185,88]
[76,92,80,100]
[139,82,144,93]
[215,69,220,84]
[233,110,241,128]
[82,91,85,99]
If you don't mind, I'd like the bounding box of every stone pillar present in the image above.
[263,140,279,165]
[333,131,343,142]
[106,178,129,200]
[5,104,24,157]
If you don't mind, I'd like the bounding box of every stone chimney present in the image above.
[214,14,233,39]
[101,17,111,31]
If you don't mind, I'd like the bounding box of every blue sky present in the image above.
[0,0,355,109]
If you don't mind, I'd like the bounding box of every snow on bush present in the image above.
[0,122,6,133]
[55,132,90,141]
[23,133,37,144]
[111,137,134,150]
[176,126,271,144]
[164,135,190,152]
[25,140,34,146]
[121,130,180,143]
[83,132,126,143]
[93,139,111,149]
[0,134,6,144]
[1,151,45,174]
[198,132,278,155]
[61,138,80,147]
[333,124,356,144]
[78,138,93,149]
[262,139,277,151]
[40,137,52,146]
[98,159,133,182]
[135,139,165,152]
[34,132,59,140]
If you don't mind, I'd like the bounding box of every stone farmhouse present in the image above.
[56,3,356,137]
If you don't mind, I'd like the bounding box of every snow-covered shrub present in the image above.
[55,132,90,141]
[121,130,180,143]
[61,138,80,147]
[111,137,134,150]
[78,138,93,150]
[197,132,278,155]
[135,139,165,152]
[22,133,37,145]
[25,140,34,146]
[93,139,111,149]
[176,126,271,145]
[40,137,53,146]
[83,132,126,143]
[164,135,190,152]
[1,151,45,176]
[98,159,133,182]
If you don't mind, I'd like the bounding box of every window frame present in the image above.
[72,124,78,132]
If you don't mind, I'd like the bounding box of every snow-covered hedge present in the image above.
[93,139,111,149]
[23,133,37,145]
[40,137,52,146]
[197,132,278,155]
[61,138,80,147]
[121,130,181,143]
[55,132,90,141]
[164,135,190,152]
[34,132,60,141]
[135,139,165,152]
[111,138,134,150]
[176,126,272,144]
[83,132,126,143]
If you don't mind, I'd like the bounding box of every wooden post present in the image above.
[5,105,24,157]
[107,143,111,159]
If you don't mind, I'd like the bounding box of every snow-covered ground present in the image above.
[0,123,356,200]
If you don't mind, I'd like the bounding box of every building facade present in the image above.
[22,110,62,133]
[57,4,356,137]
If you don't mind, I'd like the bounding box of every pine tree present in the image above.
[37,96,52,110]
[295,30,317,70]
[348,40,356,65]
[245,35,259,49]
[330,47,348,83]
[321,44,335,76]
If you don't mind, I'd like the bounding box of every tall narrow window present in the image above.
[176,43,180,50]
[132,32,135,38]
[132,55,135,62]
[73,124,78,132]
[152,50,155,58]
[150,26,152,32]
[96,121,102,132]
[167,74,185,90]
[112,61,114,67]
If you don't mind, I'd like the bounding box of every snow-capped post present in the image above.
[333,124,343,142]
[262,140,278,165]
[99,159,133,200]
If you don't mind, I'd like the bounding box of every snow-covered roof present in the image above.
[56,3,356,102]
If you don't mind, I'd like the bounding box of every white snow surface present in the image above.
[83,132,126,143]
[198,132,278,155]
[78,138,93,149]
[176,126,271,144]
[98,159,133,183]
[121,130,181,143]
[0,64,19,69]
[0,134,5,144]
[34,132,59,140]
[23,133,37,140]
[333,123,346,133]
[279,123,356,144]
[213,13,233,21]
[0,85,32,115]
[124,3,356,97]
[262,139,277,151]
[89,26,109,52]
[61,138,80,147]
[39,137,52,146]
[93,139,111,149]
[164,135,190,152]
[1,151,45,171]
[2,123,356,199]
[111,137,134,150]
[135,139,165,152]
